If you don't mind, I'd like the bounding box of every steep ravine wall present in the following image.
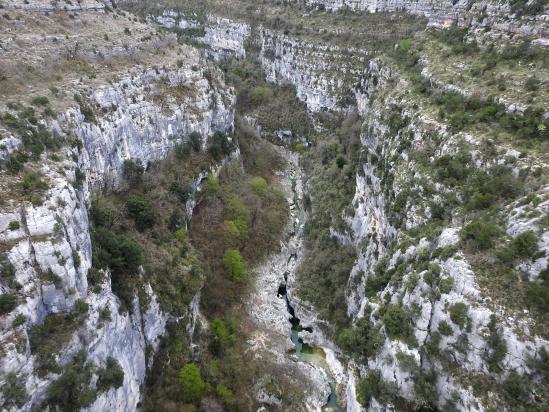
[259,29,371,113]
[147,10,251,61]
[0,51,235,410]
[258,27,549,411]
[285,0,549,37]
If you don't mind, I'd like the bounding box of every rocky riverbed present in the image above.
[247,147,349,411]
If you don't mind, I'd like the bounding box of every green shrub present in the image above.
[337,317,383,358]
[449,302,469,329]
[126,194,155,230]
[526,283,549,313]
[432,245,458,260]
[122,159,144,186]
[29,313,81,375]
[223,249,246,282]
[413,371,439,409]
[511,0,545,16]
[210,317,237,355]
[383,304,406,339]
[394,39,419,69]
[434,153,470,185]
[439,277,454,294]
[8,221,20,231]
[224,194,250,240]
[30,194,44,207]
[74,168,85,189]
[525,77,539,92]
[174,142,191,160]
[30,96,50,106]
[465,166,522,210]
[423,263,441,287]
[89,196,119,228]
[298,236,356,327]
[97,357,124,392]
[0,293,17,314]
[93,229,144,275]
[357,370,396,407]
[12,314,26,327]
[510,230,539,259]
[530,347,549,381]
[386,105,410,133]
[249,176,268,194]
[1,372,27,409]
[175,228,188,243]
[75,299,89,314]
[438,320,453,336]
[364,257,392,297]
[250,86,273,106]
[466,191,497,210]
[502,371,532,408]
[488,165,522,199]
[5,152,28,173]
[336,155,347,169]
[46,352,96,410]
[485,314,507,373]
[396,351,419,374]
[461,220,501,250]
[224,220,241,239]
[216,384,236,408]
[74,94,96,124]
[170,181,193,203]
[205,173,219,194]
[179,363,208,403]
[207,131,234,162]
[18,172,48,193]
[189,131,202,152]
[399,39,413,52]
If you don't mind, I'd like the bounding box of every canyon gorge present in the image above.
[0,0,548,411]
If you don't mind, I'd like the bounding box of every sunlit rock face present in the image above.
[148,11,251,61]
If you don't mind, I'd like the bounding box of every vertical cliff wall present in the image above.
[0,7,235,408]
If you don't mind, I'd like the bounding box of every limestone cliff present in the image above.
[0,5,235,409]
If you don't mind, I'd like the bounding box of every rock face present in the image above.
[71,61,235,189]
[0,44,235,410]
[201,16,251,61]
[287,0,549,36]
[3,0,108,12]
[148,11,251,61]
[259,29,371,113]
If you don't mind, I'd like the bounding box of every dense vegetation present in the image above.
[222,58,313,140]
[297,111,362,328]
[138,55,293,409]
